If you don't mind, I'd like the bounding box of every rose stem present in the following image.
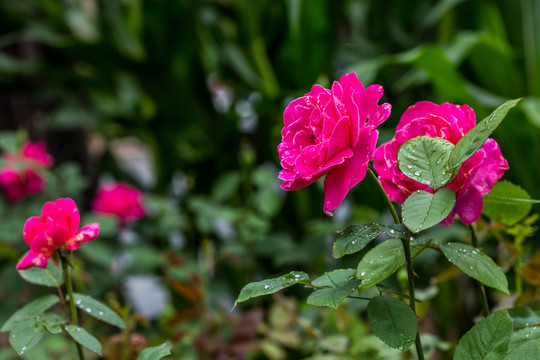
[61,254,86,360]
[469,224,490,316]
[368,167,425,360]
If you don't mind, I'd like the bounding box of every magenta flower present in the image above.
[17,198,100,270]
[373,101,509,225]
[277,73,391,215]
[91,182,146,224]
[0,141,53,202]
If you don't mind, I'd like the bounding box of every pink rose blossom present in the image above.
[17,198,100,270]
[373,101,509,226]
[92,182,146,224]
[277,73,391,215]
[0,140,53,201]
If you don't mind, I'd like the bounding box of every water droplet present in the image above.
[76,299,82,305]
[526,334,530,338]
[86,308,92,313]
[294,274,300,278]
[472,250,478,255]
[264,285,270,289]
[99,311,104,316]
[351,240,356,245]
[21,346,27,353]
[390,229,395,234]
[414,171,421,176]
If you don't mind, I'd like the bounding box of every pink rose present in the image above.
[373,101,509,225]
[92,182,146,224]
[277,73,391,215]
[17,198,100,269]
[0,140,53,202]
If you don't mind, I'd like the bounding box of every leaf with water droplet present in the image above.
[440,243,509,294]
[307,275,362,309]
[69,293,126,329]
[507,302,540,330]
[367,296,417,351]
[398,136,455,190]
[356,238,431,294]
[508,326,540,353]
[1,294,59,331]
[333,224,382,258]
[402,188,456,233]
[234,271,309,308]
[8,318,45,355]
[454,310,513,360]
[65,325,102,355]
[448,98,521,170]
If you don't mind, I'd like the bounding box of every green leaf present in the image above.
[448,98,521,169]
[137,341,172,360]
[453,311,513,360]
[307,269,361,309]
[483,181,534,225]
[508,327,540,353]
[380,224,411,238]
[71,293,126,329]
[397,136,455,189]
[332,224,381,258]
[1,295,59,331]
[505,340,540,360]
[367,296,417,350]
[8,319,45,356]
[440,242,509,294]
[18,261,64,288]
[235,271,309,307]
[402,188,456,233]
[507,302,540,330]
[39,313,67,334]
[65,325,102,356]
[356,238,431,294]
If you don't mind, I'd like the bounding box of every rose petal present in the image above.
[323,159,352,216]
[16,250,49,270]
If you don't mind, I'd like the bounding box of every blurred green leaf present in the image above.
[65,325,102,355]
[483,181,534,225]
[8,318,46,356]
[137,341,172,360]
[18,261,64,288]
[1,295,59,332]
[235,271,309,307]
[71,293,126,329]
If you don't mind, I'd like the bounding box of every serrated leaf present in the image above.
[137,341,172,360]
[398,136,455,189]
[448,98,521,169]
[71,293,125,329]
[507,302,540,330]
[453,311,513,360]
[402,189,456,233]
[65,325,102,355]
[367,296,417,351]
[8,319,45,356]
[18,261,64,288]
[505,339,540,359]
[483,181,534,225]
[235,271,309,307]
[356,238,431,294]
[508,326,540,352]
[307,270,362,309]
[312,269,357,287]
[333,224,381,258]
[1,295,59,331]
[440,242,509,294]
[39,313,67,334]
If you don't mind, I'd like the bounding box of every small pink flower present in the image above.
[17,198,100,270]
[373,101,509,226]
[0,140,53,201]
[92,182,146,224]
[277,73,391,215]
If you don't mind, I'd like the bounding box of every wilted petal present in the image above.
[16,250,48,270]
[66,223,100,250]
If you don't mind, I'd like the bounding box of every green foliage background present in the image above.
[1,0,540,359]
